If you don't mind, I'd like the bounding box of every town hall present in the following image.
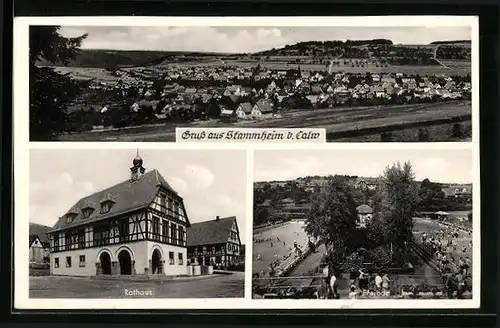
[47,152,191,277]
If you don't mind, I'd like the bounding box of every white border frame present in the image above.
[14,15,479,310]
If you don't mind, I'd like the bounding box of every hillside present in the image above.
[29,222,52,243]
[431,40,472,45]
[36,49,228,69]
[35,38,471,69]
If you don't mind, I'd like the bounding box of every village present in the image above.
[67,63,471,132]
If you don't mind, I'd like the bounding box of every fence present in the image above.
[252,273,448,299]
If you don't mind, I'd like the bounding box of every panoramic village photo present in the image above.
[252,148,475,300]
[28,149,246,298]
[29,23,473,142]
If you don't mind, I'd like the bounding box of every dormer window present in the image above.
[65,207,79,223]
[66,214,76,224]
[99,194,116,214]
[101,202,111,214]
[82,208,94,219]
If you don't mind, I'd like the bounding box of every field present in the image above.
[30,272,244,298]
[157,58,471,76]
[58,100,472,142]
[336,121,472,142]
[47,66,119,83]
[253,221,309,275]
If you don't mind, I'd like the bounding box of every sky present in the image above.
[59,26,471,54]
[29,149,248,239]
[254,148,473,184]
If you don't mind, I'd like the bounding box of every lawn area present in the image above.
[58,101,471,142]
[29,273,244,298]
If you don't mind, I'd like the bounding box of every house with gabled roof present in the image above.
[251,99,273,118]
[29,222,51,263]
[47,153,191,277]
[187,216,242,269]
[236,102,253,119]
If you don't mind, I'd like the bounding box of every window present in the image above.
[54,237,60,252]
[174,202,180,219]
[169,252,174,265]
[170,223,177,244]
[162,219,169,242]
[79,255,86,267]
[178,226,184,245]
[100,202,112,214]
[66,214,76,224]
[78,229,85,249]
[66,256,72,268]
[152,216,160,241]
[82,208,93,219]
[54,257,59,268]
[160,193,167,213]
[178,253,183,265]
[118,218,130,242]
[167,198,173,215]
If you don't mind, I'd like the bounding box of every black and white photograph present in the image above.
[252,148,478,304]
[26,148,246,300]
[23,16,476,142]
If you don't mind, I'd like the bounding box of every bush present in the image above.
[418,128,430,142]
[342,252,363,272]
[381,132,393,142]
[368,246,392,269]
[81,123,93,131]
[452,123,464,139]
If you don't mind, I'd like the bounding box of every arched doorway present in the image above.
[151,249,162,274]
[99,252,112,275]
[118,250,132,275]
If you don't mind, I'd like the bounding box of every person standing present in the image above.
[330,271,339,299]
[349,267,358,286]
[348,285,357,299]
[464,257,471,277]
[382,272,391,294]
[358,269,368,292]
[322,264,331,296]
[374,272,383,292]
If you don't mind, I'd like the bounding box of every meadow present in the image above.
[58,100,472,142]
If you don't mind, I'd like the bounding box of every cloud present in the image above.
[182,164,215,190]
[58,26,471,54]
[60,26,291,53]
[30,172,96,226]
[255,155,325,181]
[413,157,450,173]
[167,176,189,194]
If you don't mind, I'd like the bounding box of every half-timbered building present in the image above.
[47,154,191,277]
[187,216,242,270]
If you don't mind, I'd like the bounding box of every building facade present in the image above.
[187,216,242,270]
[29,235,50,263]
[47,154,191,277]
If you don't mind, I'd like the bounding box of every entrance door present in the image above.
[99,252,112,275]
[152,249,162,274]
[118,250,132,275]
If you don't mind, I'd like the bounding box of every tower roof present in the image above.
[133,149,143,167]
